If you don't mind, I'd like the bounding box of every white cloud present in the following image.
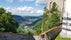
[35,0,46,6]
[19,0,34,2]
[5,6,44,16]
[6,0,13,3]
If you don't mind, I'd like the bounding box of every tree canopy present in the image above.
[42,2,60,31]
[0,8,19,33]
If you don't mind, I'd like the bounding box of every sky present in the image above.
[0,0,46,16]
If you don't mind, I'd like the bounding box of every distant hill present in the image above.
[13,15,27,24]
[13,15,42,26]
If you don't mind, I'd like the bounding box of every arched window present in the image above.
[49,1,52,8]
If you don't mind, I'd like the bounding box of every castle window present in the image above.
[50,1,52,4]
[62,22,67,25]
[63,17,71,20]
[49,1,52,9]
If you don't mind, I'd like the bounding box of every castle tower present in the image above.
[47,0,65,12]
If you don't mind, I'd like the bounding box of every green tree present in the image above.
[42,2,60,31]
[34,22,41,35]
[0,8,18,33]
[0,8,5,14]
[33,20,42,35]
[17,25,25,34]
[17,25,33,34]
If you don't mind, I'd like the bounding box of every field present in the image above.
[55,35,71,40]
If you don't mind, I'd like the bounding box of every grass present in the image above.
[55,35,71,40]
[0,38,2,40]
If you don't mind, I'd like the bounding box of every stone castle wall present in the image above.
[47,0,65,12]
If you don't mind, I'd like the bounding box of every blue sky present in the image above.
[0,0,46,16]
